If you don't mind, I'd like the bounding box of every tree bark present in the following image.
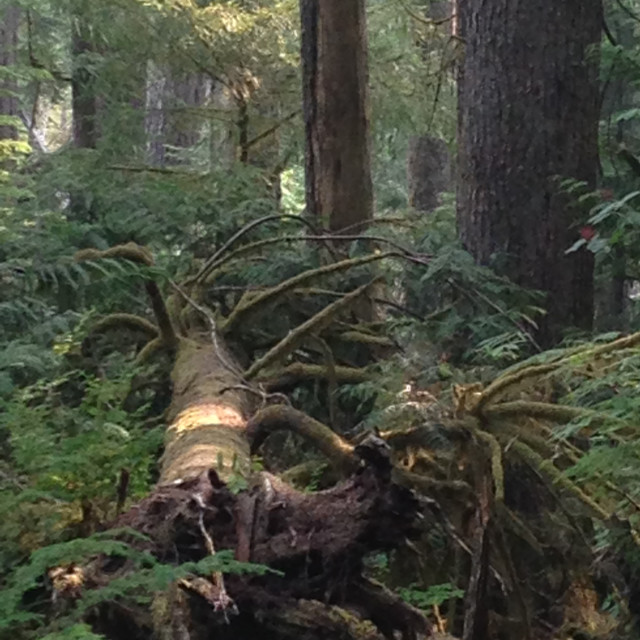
[299,0,374,234]
[144,61,167,166]
[456,0,602,344]
[160,339,251,484]
[144,64,212,167]
[71,12,98,149]
[0,4,20,140]
[407,135,451,213]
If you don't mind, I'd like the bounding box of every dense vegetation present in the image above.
[3,1,640,639]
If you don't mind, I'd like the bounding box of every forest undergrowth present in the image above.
[2,165,640,639]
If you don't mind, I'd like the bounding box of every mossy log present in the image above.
[160,338,252,484]
[61,242,443,640]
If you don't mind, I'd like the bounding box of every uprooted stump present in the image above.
[76,460,432,640]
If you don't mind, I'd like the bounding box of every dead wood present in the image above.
[92,456,426,640]
[54,242,448,640]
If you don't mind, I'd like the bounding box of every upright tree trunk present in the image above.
[71,13,98,149]
[144,65,211,167]
[145,61,167,166]
[407,135,451,213]
[457,0,602,344]
[299,0,373,234]
[0,4,20,141]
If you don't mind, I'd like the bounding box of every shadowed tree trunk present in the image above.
[144,61,167,166]
[0,3,20,141]
[456,0,602,344]
[71,12,98,149]
[299,0,373,234]
[408,135,451,213]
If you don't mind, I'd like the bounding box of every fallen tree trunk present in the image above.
[62,244,436,640]
[85,336,431,639]
[160,339,251,484]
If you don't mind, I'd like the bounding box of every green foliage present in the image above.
[39,625,106,640]
[0,363,164,571]
[4,1,638,638]
[0,529,279,635]
[397,582,464,612]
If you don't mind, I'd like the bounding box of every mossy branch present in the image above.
[75,243,177,349]
[256,362,369,391]
[309,336,338,427]
[135,337,164,365]
[476,430,504,502]
[482,401,614,426]
[496,503,544,556]
[336,331,395,348]
[220,252,394,335]
[247,404,356,473]
[475,362,561,411]
[511,440,610,520]
[244,279,380,380]
[393,467,473,499]
[248,405,473,502]
[144,281,178,348]
[74,242,154,267]
[477,331,640,410]
[89,313,159,339]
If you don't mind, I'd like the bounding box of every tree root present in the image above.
[82,461,427,640]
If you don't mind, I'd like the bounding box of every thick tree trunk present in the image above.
[456,0,602,343]
[160,339,251,484]
[299,0,374,234]
[0,4,20,141]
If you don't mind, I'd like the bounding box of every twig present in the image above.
[615,0,640,22]
[397,0,455,27]
[190,214,328,285]
[245,110,300,150]
[447,278,541,352]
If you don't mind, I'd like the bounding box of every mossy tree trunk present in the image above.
[160,339,251,485]
[68,243,432,640]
